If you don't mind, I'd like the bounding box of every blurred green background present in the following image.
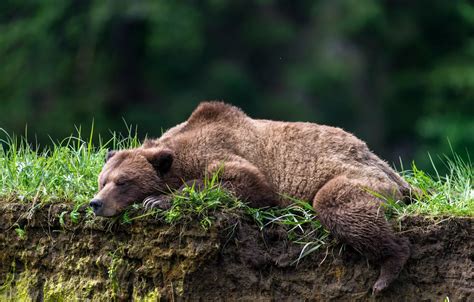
[1,0,473,169]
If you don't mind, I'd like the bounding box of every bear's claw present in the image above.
[372,279,388,296]
[143,195,172,210]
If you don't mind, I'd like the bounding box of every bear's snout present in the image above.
[89,199,103,213]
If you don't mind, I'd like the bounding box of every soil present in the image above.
[0,202,473,301]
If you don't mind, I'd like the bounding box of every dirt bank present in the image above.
[0,203,473,301]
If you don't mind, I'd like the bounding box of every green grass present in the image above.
[387,153,473,217]
[0,126,140,207]
[246,200,331,264]
[123,172,243,230]
[0,128,472,260]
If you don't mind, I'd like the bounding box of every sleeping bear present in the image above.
[91,101,414,294]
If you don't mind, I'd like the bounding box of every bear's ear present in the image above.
[105,150,117,162]
[144,148,174,175]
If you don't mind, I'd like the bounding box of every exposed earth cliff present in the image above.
[0,203,473,301]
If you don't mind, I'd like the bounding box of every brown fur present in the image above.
[92,101,414,293]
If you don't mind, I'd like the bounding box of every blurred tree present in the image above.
[0,0,472,169]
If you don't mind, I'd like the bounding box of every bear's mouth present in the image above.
[90,203,124,217]
[92,208,119,217]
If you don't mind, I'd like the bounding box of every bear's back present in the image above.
[156,102,408,201]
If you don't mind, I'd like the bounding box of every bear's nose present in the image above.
[89,199,103,212]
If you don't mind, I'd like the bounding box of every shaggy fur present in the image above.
[92,101,414,294]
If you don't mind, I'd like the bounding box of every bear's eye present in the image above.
[115,179,127,186]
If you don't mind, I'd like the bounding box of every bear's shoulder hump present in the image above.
[187,101,247,125]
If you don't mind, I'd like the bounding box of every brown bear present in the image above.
[91,101,414,294]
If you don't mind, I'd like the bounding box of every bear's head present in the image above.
[90,147,176,216]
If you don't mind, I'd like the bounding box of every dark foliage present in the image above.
[0,1,473,169]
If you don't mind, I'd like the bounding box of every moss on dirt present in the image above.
[0,270,32,302]
[0,202,229,301]
[0,202,473,301]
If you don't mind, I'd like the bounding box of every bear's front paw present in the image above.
[143,195,172,210]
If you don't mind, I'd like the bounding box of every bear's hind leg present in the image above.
[372,236,410,294]
[312,175,410,294]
